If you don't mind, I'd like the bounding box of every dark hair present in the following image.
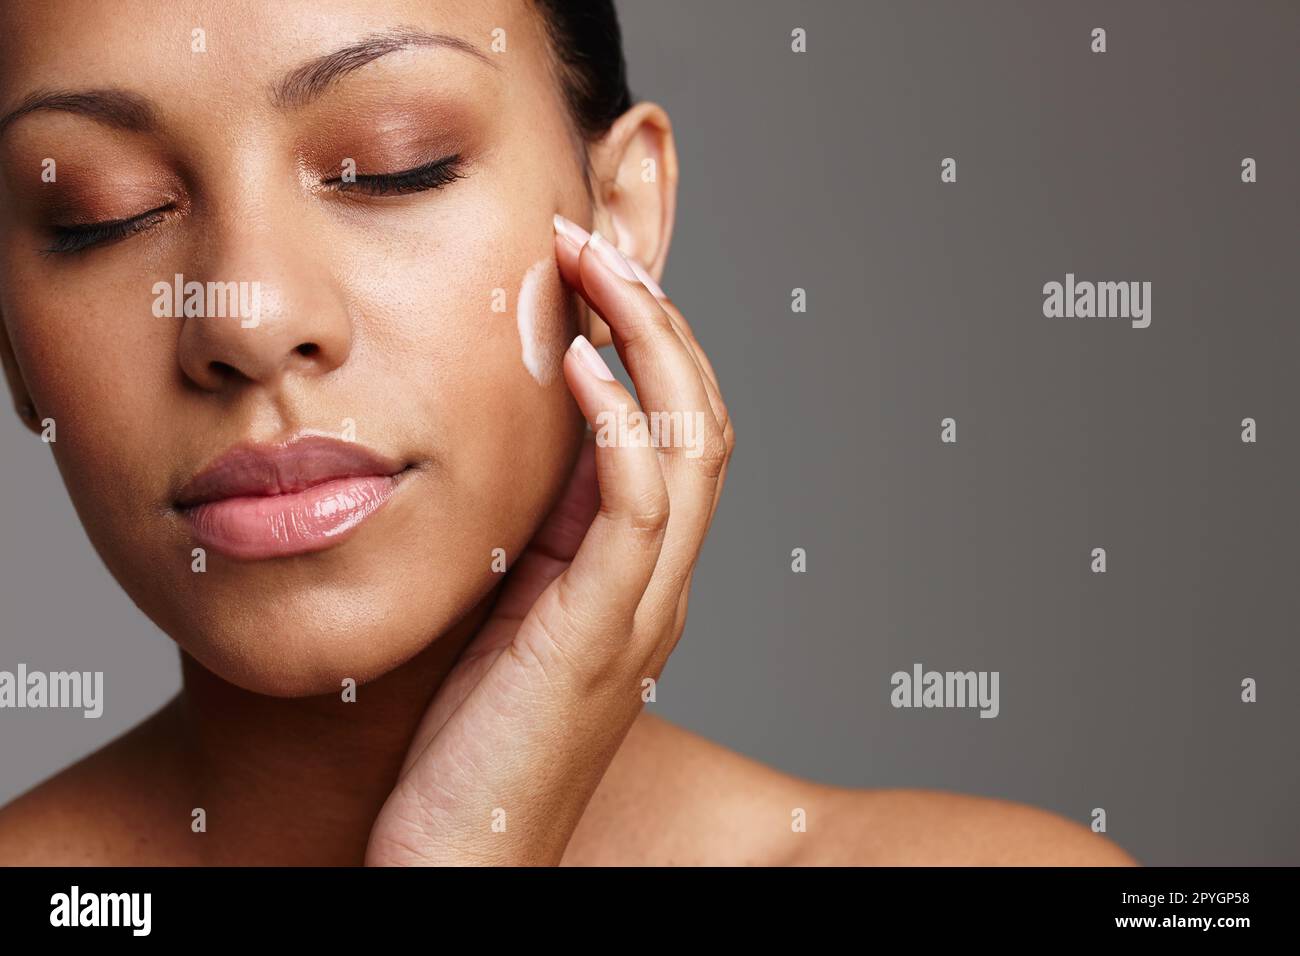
[532,0,633,141]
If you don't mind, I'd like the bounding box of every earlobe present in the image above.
[0,310,42,436]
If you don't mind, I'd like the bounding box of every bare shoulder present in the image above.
[0,701,190,866]
[563,711,818,865]
[569,714,1137,867]
[790,786,1138,866]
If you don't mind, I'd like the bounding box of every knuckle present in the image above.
[628,505,671,539]
[619,312,675,359]
[623,489,671,538]
[693,432,730,480]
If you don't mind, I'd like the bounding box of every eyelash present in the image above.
[41,155,466,255]
[325,154,466,196]
[43,206,172,256]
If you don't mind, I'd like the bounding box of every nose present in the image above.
[176,229,353,391]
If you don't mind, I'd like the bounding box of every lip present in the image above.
[175,436,409,560]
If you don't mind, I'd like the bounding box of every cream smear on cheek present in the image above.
[516,256,569,385]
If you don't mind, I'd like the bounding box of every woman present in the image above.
[0,0,1133,865]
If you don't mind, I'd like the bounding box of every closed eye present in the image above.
[323,154,465,196]
[43,204,174,256]
[38,154,465,256]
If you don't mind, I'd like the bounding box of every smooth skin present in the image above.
[0,0,1135,866]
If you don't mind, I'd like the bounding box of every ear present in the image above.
[0,310,41,436]
[583,101,679,348]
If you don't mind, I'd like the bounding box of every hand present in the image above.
[364,215,733,865]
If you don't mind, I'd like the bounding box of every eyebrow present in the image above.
[0,88,156,137]
[271,28,498,108]
[0,28,495,138]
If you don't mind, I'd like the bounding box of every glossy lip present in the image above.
[175,436,409,560]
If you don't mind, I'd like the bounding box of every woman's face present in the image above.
[0,0,594,694]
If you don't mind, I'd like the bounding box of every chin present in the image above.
[157,556,492,698]
[176,595,466,698]
[83,489,502,698]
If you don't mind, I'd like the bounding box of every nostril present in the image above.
[295,343,320,358]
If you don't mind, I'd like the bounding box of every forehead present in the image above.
[0,0,543,112]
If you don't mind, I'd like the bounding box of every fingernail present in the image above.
[553,213,591,248]
[588,231,639,282]
[570,334,615,381]
[627,257,667,300]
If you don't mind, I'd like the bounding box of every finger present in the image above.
[559,333,670,623]
[618,262,733,554]
[609,251,720,393]
[490,435,599,623]
[555,216,716,447]
[553,222,592,310]
[625,260,729,447]
[556,218,720,414]
[556,224,732,626]
[605,249,734,537]
[658,299,723,419]
[555,215,725,438]
[660,301,732,529]
[556,216,727,492]
[577,230,723,508]
[558,234,726,464]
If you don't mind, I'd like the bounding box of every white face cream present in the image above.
[516,256,568,386]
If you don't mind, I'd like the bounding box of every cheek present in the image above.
[0,266,179,528]
[337,201,579,436]
[421,249,580,529]
[341,231,583,538]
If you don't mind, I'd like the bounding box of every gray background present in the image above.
[2,0,1297,865]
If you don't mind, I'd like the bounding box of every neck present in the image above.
[169,593,495,865]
